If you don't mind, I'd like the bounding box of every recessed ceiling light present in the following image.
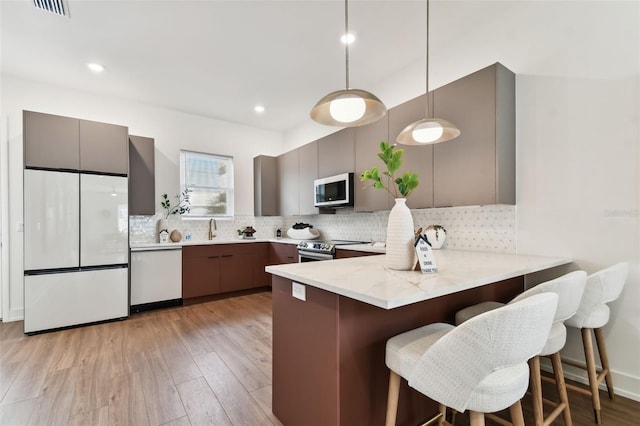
[254,105,265,114]
[87,63,104,72]
[340,32,356,44]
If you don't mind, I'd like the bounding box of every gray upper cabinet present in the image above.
[298,141,319,215]
[432,63,515,207]
[80,119,129,175]
[317,128,355,178]
[354,116,391,212]
[388,94,434,209]
[254,155,279,216]
[129,135,155,215]
[24,111,80,170]
[278,149,300,217]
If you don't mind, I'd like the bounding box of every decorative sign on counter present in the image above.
[414,235,438,274]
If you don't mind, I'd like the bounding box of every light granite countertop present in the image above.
[266,250,571,310]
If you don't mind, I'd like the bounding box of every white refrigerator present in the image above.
[24,169,129,333]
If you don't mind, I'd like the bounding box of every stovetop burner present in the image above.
[297,240,368,254]
[297,241,335,253]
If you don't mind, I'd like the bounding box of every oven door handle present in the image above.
[298,250,335,261]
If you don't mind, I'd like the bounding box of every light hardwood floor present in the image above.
[0,291,281,426]
[1,290,638,426]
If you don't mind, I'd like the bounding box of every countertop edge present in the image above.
[130,238,301,250]
[266,252,573,310]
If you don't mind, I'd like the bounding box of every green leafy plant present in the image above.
[360,141,419,199]
[161,189,191,219]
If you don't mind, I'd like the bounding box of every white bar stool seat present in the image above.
[563,262,629,424]
[455,270,587,426]
[384,292,559,426]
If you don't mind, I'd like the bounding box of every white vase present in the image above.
[425,227,446,249]
[385,198,415,270]
[157,218,168,243]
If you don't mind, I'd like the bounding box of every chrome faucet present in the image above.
[208,218,217,240]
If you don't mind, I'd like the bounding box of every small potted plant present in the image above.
[360,141,419,271]
[158,189,191,243]
[425,225,447,249]
[161,189,191,219]
[360,141,418,199]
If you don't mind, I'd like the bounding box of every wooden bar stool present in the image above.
[455,271,587,426]
[563,262,629,424]
[385,292,559,426]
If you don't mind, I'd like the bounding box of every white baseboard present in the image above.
[541,356,640,402]
[4,307,24,323]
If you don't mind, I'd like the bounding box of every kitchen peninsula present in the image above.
[266,250,571,426]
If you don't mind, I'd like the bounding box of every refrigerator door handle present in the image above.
[80,264,128,271]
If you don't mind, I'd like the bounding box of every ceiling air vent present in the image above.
[33,0,70,18]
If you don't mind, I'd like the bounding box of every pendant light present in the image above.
[396,0,460,145]
[310,0,387,127]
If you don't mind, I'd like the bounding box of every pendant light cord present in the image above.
[344,0,350,90]
[426,0,431,118]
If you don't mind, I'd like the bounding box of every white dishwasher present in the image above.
[130,246,182,312]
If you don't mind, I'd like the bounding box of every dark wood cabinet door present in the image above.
[252,243,271,287]
[269,243,297,265]
[220,253,253,293]
[182,255,221,298]
[24,110,80,170]
[335,249,379,259]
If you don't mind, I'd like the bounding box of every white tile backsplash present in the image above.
[130,205,516,253]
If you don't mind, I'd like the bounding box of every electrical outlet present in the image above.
[292,282,306,301]
[16,222,23,232]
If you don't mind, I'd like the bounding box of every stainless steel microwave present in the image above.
[314,172,354,208]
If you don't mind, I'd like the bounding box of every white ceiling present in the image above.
[1,0,432,132]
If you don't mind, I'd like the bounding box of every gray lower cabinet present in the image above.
[129,135,156,215]
[318,128,355,178]
[278,149,300,216]
[80,119,128,175]
[23,111,80,170]
[298,141,319,215]
[433,62,515,206]
[254,155,279,216]
[354,116,392,212]
[388,94,434,209]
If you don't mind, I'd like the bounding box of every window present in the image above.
[180,150,234,219]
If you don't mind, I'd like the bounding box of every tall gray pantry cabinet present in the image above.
[23,111,129,333]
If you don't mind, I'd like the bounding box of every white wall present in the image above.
[285,0,640,400]
[0,76,282,321]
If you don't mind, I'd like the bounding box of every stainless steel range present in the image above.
[297,241,335,262]
[297,240,367,262]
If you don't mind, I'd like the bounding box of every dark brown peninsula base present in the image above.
[271,275,524,426]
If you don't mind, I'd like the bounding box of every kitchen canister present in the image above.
[385,198,415,270]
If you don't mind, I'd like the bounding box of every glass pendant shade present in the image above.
[310,88,387,127]
[396,0,460,145]
[310,0,386,127]
[396,117,461,145]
